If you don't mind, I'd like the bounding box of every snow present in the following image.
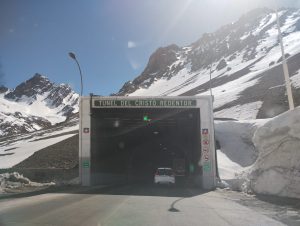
[124,10,300,198]
[252,13,276,36]
[200,70,262,110]
[0,133,76,169]
[0,93,66,125]
[240,32,250,41]
[291,70,300,88]
[215,119,269,192]
[126,9,300,121]
[0,123,78,168]
[217,150,246,180]
[217,107,300,199]
[215,106,300,199]
[0,84,79,136]
[0,172,54,194]
[250,106,300,198]
[281,10,299,34]
[128,63,196,97]
[215,119,268,168]
[129,51,264,120]
[0,10,299,201]
[215,101,263,120]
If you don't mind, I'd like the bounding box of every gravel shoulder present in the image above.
[216,188,300,226]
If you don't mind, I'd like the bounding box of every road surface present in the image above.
[0,185,285,226]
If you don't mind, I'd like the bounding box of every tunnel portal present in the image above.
[90,107,201,185]
[79,96,216,189]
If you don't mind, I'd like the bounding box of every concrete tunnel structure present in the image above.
[79,96,216,189]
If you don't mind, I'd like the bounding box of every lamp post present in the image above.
[68,52,84,184]
[275,9,295,110]
[68,52,83,96]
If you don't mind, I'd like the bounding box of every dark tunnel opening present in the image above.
[90,108,201,186]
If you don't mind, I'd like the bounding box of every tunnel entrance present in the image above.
[90,108,201,185]
[80,96,216,189]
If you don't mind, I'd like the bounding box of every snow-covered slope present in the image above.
[0,74,79,136]
[0,116,78,169]
[116,8,300,120]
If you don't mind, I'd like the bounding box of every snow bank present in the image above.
[215,119,269,191]
[0,172,54,193]
[216,150,246,180]
[215,119,268,168]
[215,119,268,192]
[249,107,300,198]
[216,108,300,199]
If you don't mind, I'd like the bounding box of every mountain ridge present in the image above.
[115,8,300,120]
[0,73,79,136]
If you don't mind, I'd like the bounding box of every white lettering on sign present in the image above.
[93,99,197,107]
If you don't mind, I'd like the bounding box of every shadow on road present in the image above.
[0,183,210,200]
[72,183,209,197]
[168,197,185,212]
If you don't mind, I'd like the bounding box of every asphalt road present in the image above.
[0,185,285,226]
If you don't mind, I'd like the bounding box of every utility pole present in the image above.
[209,63,213,98]
[276,9,295,110]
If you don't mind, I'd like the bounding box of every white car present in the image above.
[154,168,175,185]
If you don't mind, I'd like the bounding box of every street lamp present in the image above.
[68,52,84,184]
[275,9,295,110]
[68,52,83,96]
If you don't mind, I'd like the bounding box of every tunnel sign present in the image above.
[202,128,210,164]
[83,161,90,168]
[204,154,209,161]
[202,129,208,134]
[93,99,197,108]
[203,162,211,172]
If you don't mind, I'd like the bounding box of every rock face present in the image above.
[117,44,181,94]
[5,74,54,101]
[0,86,8,94]
[116,8,300,120]
[0,74,79,136]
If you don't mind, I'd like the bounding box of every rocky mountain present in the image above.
[116,8,300,120]
[0,73,79,136]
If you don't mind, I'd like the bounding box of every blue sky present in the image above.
[0,0,299,95]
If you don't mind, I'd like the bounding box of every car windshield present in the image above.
[157,169,173,176]
[1,1,300,226]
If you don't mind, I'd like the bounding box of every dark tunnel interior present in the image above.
[90,108,201,185]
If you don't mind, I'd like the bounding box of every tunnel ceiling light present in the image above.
[113,120,120,128]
